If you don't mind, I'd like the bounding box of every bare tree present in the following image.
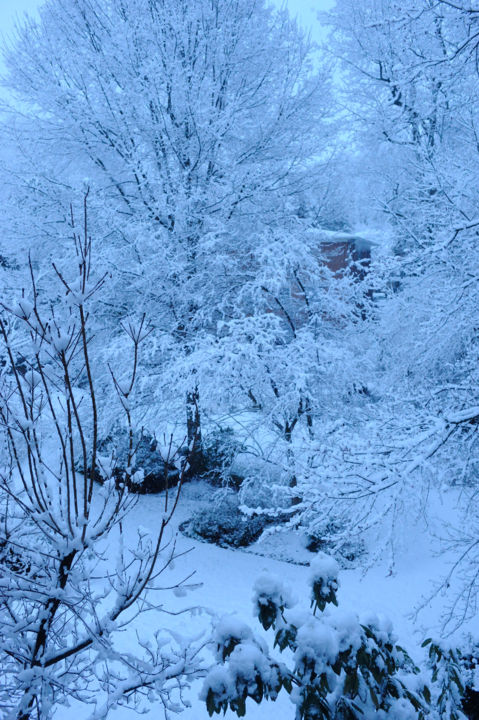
[0,198,205,720]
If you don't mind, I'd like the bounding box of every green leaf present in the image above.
[350,701,364,715]
[257,599,279,631]
[388,681,399,699]
[361,625,375,641]
[275,626,297,652]
[206,688,218,717]
[232,696,246,717]
[404,689,424,712]
[369,686,379,709]
[344,670,359,697]
[320,673,330,693]
[450,669,465,695]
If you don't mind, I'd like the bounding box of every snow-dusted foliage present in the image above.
[0,217,204,720]
[309,554,340,613]
[202,558,433,720]
[423,641,468,720]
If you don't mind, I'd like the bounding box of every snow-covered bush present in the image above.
[97,428,180,494]
[423,640,477,720]
[184,491,271,549]
[304,516,365,568]
[202,553,430,719]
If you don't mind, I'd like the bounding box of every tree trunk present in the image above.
[285,422,302,506]
[186,386,204,477]
[17,550,76,720]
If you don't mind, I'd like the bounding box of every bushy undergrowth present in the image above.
[202,554,476,720]
[183,492,271,548]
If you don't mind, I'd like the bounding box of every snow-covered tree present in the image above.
[326,0,479,243]
[1,0,333,459]
[0,208,205,720]
[191,225,373,501]
[321,0,479,621]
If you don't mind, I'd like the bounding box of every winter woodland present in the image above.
[0,1,478,719]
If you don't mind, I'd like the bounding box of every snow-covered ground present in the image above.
[88,479,473,720]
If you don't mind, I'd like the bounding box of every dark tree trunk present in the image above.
[285,421,302,506]
[186,386,204,477]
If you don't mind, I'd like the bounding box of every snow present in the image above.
[212,616,254,652]
[309,553,339,585]
[224,642,272,684]
[13,298,33,319]
[294,621,339,666]
[252,573,295,615]
[51,332,71,353]
[23,368,41,388]
[379,698,419,720]
[66,479,475,720]
[327,608,364,653]
[2,0,479,715]
[200,666,234,703]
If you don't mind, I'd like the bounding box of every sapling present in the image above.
[0,199,205,720]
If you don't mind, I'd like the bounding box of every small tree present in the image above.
[202,553,432,719]
[0,201,205,720]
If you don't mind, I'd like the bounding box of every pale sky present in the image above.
[0,0,40,40]
[285,0,335,40]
